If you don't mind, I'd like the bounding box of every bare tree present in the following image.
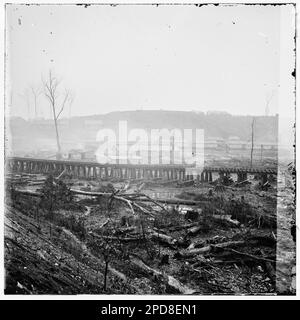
[250,117,255,167]
[42,70,70,159]
[30,86,42,118]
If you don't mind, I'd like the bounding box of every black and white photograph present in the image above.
[2,2,297,297]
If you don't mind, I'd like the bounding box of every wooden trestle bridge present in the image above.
[6,157,277,183]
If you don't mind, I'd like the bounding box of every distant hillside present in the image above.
[7,110,278,154]
[69,110,278,141]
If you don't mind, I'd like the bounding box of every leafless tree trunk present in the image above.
[42,70,70,159]
[250,117,255,167]
[30,86,42,118]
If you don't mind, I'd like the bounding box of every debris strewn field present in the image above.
[4,164,295,295]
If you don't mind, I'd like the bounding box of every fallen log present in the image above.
[213,241,245,249]
[178,246,212,258]
[176,241,246,258]
[234,179,251,186]
[160,222,199,232]
[93,228,178,246]
[186,224,207,236]
[14,187,207,207]
[124,195,207,206]
[208,250,275,265]
[129,255,195,294]
[211,215,240,227]
[217,247,275,263]
[148,231,177,247]
[152,198,206,206]
[138,193,169,213]
[187,239,207,250]
[13,189,40,197]
[6,180,28,185]
[114,195,136,215]
[131,201,155,217]
[111,193,155,217]
[56,168,67,180]
[27,182,46,186]
[108,266,127,283]
[71,189,111,196]
[90,232,143,243]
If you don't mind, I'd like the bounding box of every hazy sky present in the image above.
[6,4,294,119]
